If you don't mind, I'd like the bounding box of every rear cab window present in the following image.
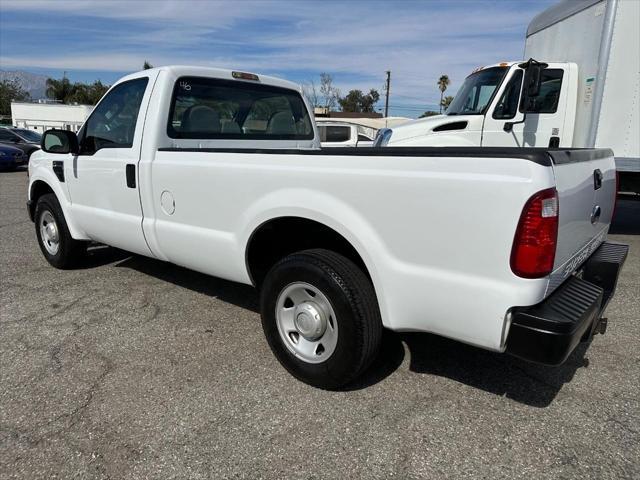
[167,77,314,140]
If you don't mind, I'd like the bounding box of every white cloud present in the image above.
[1,0,554,113]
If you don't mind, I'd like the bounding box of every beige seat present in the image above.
[221,120,241,134]
[267,111,296,135]
[181,105,220,133]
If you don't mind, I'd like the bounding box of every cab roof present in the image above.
[117,65,303,93]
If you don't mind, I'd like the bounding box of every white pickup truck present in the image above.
[28,66,627,389]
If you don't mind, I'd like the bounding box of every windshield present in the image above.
[446,67,508,115]
[13,129,42,142]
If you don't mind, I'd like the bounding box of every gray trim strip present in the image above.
[158,146,551,165]
[548,148,614,165]
[527,0,603,37]
[157,146,613,167]
[615,157,640,172]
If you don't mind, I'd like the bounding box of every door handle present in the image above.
[593,169,602,190]
[126,164,136,188]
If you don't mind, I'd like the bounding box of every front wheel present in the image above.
[260,249,382,389]
[34,193,86,269]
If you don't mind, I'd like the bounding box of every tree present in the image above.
[143,60,153,70]
[68,80,109,105]
[440,95,454,111]
[437,74,450,113]
[46,77,76,102]
[338,89,380,113]
[302,79,320,108]
[0,79,30,116]
[419,110,439,118]
[46,77,110,105]
[319,73,340,110]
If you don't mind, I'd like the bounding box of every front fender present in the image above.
[28,169,89,240]
[239,188,393,328]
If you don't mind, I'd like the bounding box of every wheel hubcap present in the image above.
[294,302,326,340]
[275,282,338,364]
[39,211,60,255]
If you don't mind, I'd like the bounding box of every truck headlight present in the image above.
[373,128,393,147]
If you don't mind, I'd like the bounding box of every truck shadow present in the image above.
[610,196,640,235]
[108,252,588,408]
[77,244,132,269]
[350,331,590,408]
[114,254,259,312]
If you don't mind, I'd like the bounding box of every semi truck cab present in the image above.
[377,0,640,194]
[376,61,578,150]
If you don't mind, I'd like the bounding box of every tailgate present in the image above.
[546,149,617,293]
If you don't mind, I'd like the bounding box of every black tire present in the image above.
[34,193,86,269]
[260,249,382,389]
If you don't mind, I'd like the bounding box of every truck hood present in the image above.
[386,114,481,146]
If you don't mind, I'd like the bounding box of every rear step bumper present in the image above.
[506,242,628,365]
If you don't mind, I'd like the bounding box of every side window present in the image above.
[80,77,148,154]
[167,76,313,140]
[521,69,564,114]
[493,70,523,119]
[0,129,17,142]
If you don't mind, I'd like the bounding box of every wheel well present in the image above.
[29,181,55,220]
[246,217,370,287]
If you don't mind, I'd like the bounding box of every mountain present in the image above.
[0,70,48,100]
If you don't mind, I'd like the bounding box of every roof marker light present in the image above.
[232,71,260,81]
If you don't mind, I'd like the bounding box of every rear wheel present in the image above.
[34,193,86,269]
[260,249,382,389]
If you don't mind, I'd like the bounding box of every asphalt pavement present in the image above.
[1,169,638,479]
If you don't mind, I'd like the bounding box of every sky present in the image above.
[0,0,556,117]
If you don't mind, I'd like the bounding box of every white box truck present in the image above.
[376,0,640,193]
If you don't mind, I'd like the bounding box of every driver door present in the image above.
[65,74,155,255]
[482,68,567,148]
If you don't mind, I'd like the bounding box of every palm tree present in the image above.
[441,95,454,111]
[45,77,76,103]
[437,75,450,114]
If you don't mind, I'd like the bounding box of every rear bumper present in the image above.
[506,242,628,365]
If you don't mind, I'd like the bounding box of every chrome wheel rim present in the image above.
[39,210,60,255]
[275,282,338,364]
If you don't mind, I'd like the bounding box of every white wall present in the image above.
[596,0,640,167]
[10,102,93,133]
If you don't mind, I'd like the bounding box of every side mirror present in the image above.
[523,64,543,98]
[41,129,78,154]
[504,59,549,132]
[519,58,548,112]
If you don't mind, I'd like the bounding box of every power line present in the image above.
[384,71,391,118]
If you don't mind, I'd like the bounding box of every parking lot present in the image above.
[1,169,638,479]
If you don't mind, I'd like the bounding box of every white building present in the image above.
[10,101,93,133]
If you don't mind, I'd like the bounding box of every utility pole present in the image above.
[384,70,391,118]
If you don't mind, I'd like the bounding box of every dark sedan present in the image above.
[0,143,27,170]
[0,127,41,159]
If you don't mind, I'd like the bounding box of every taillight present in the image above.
[511,188,559,278]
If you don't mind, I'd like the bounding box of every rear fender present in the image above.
[240,188,391,328]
